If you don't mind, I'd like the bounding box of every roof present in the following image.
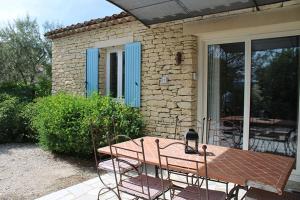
[45,0,289,39]
[107,0,286,26]
[45,12,136,39]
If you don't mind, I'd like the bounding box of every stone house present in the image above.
[46,1,300,181]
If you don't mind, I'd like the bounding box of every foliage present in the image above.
[252,48,299,120]
[0,82,35,101]
[0,93,36,143]
[29,93,144,156]
[34,76,52,97]
[0,16,62,94]
[0,17,62,143]
[0,82,48,143]
[0,16,46,85]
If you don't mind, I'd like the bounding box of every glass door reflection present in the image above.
[207,42,245,148]
[250,36,299,157]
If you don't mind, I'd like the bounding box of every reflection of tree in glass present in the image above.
[218,45,245,118]
[251,48,299,120]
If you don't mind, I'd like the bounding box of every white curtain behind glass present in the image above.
[207,45,221,143]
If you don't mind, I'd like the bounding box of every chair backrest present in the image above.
[203,118,240,144]
[175,116,206,143]
[90,116,119,168]
[155,139,209,200]
[108,135,153,199]
[90,123,106,168]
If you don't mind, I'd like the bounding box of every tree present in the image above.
[0,16,61,96]
[252,48,299,120]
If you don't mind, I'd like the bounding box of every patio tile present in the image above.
[75,193,97,200]
[36,168,249,200]
[89,181,102,189]
[59,194,76,200]
[65,183,93,197]
[35,189,70,200]
[81,177,99,186]
[86,187,99,195]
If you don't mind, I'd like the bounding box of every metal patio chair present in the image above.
[249,127,296,156]
[109,135,172,200]
[155,139,226,200]
[174,116,206,142]
[168,116,206,187]
[209,119,242,149]
[90,124,142,200]
[207,119,241,195]
[244,188,300,200]
[174,117,230,195]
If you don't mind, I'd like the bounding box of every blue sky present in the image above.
[0,0,122,29]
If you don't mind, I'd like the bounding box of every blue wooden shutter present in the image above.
[86,48,99,96]
[125,42,141,107]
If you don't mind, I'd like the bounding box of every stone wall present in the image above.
[51,19,198,137]
[134,22,198,137]
[51,1,298,137]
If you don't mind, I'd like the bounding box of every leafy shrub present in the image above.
[0,82,35,102]
[0,81,51,100]
[0,94,20,143]
[0,83,40,143]
[34,77,52,97]
[30,93,144,156]
[0,94,36,143]
[20,102,38,142]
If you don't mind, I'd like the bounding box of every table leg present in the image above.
[227,185,247,200]
[155,165,159,178]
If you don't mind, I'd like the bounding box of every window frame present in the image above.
[106,47,125,99]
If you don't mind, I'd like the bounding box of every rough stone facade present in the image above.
[51,19,197,137]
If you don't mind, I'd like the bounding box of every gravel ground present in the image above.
[0,143,96,200]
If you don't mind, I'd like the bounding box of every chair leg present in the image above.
[171,187,175,199]
[226,182,228,195]
[155,165,159,178]
[186,173,189,185]
[97,169,121,200]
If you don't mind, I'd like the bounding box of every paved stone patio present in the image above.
[35,165,247,200]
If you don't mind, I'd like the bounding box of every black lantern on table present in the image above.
[184,128,199,154]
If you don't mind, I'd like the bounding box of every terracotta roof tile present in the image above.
[45,12,135,39]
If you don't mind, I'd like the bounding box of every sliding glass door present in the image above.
[206,35,300,159]
[250,36,299,157]
[207,42,245,148]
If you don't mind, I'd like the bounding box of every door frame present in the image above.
[197,27,300,181]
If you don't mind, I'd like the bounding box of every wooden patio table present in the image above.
[98,136,295,195]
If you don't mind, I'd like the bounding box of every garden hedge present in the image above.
[29,93,144,156]
[0,82,49,143]
[0,93,36,143]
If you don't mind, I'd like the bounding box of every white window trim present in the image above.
[198,26,300,181]
[106,47,124,99]
[94,36,133,49]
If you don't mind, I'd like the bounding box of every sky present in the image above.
[0,0,122,30]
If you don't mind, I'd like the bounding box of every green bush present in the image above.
[0,83,40,143]
[0,82,35,102]
[0,94,36,143]
[0,94,20,143]
[34,77,52,97]
[30,93,144,156]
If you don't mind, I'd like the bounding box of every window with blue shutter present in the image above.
[125,42,141,107]
[86,48,99,97]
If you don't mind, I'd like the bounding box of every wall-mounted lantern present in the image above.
[175,52,182,65]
